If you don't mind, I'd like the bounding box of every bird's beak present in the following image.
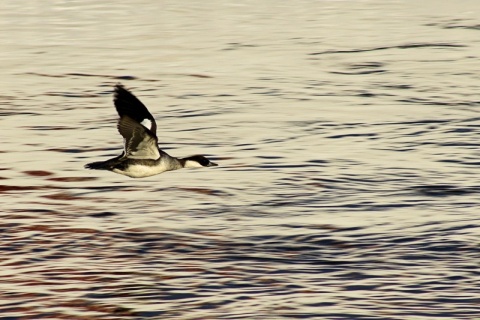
[208,162,218,167]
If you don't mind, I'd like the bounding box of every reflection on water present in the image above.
[1,0,479,319]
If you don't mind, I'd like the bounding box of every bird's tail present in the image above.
[85,155,123,171]
[84,161,110,170]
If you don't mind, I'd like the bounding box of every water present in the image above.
[1,1,479,319]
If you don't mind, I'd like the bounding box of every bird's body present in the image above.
[85,84,217,178]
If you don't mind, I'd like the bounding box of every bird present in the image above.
[85,83,217,178]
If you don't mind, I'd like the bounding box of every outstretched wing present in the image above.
[114,84,157,135]
[117,116,160,160]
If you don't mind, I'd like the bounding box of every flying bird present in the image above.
[85,84,217,178]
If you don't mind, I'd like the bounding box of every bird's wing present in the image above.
[113,84,157,135]
[117,116,160,160]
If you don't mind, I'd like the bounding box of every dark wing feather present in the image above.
[114,84,157,135]
[117,116,160,160]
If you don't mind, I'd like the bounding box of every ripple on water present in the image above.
[0,221,477,319]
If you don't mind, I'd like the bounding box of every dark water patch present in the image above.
[223,42,259,51]
[175,187,230,197]
[438,159,480,166]
[47,147,88,153]
[11,209,57,215]
[42,192,84,201]
[379,83,414,90]
[258,164,314,170]
[176,126,215,132]
[443,24,480,30]
[310,42,466,55]
[23,72,68,78]
[45,91,103,98]
[24,72,146,82]
[326,133,378,139]
[0,111,40,116]
[426,20,480,31]
[436,141,479,147]
[112,75,138,81]
[214,93,235,97]
[306,159,328,165]
[379,119,452,126]
[83,185,129,192]
[1,301,138,319]
[245,86,269,90]
[256,155,284,160]
[250,88,283,96]
[445,127,474,133]
[398,97,480,106]
[21,125,72,131]
[23,170,54,177]
[176,93,206,99]
[10,224,99,235]
[88,211,118,218]
[354,90,393,98]
[188,73,214,78]
[0,185,46,193]
[330,70,387,75]
[48,177,97,182]
[0,94,19,100]
[349,62,385,69]
[233,143,257,148]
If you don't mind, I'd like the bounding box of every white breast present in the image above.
[113,164,169,178]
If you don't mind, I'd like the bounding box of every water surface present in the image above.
[1,1,479,319]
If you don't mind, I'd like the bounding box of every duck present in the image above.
[85,84,217,178]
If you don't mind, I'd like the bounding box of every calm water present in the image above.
[1,1,479,319]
